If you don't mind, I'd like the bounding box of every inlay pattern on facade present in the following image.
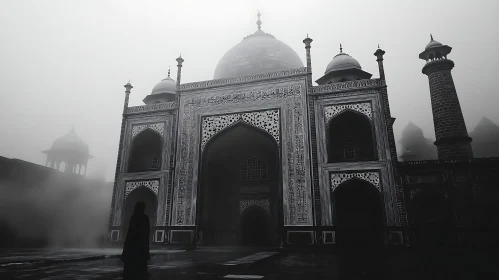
[174,83,311,226]
[131,122,165,138]
[330,172,381,192]
[201,110,280,150]
[125,180,160,198]
[324,102,372,123]
[240,199,270,214]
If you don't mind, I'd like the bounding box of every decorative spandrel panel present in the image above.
[330,172,381,192]
[240,199,270,214]
[201,109,280,150]
[324,102,372,123]
[125,180,160,197]
[172,79,312,226]
[131,122,165,138]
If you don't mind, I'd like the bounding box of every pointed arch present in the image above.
[326,108,377,163]
[128,128,163,173]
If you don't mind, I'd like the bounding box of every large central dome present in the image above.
[213,13,304,79]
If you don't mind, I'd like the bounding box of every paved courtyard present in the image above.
[0,247,496,279]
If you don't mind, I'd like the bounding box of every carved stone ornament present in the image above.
[131,122,164,138]
[324,102,372,123]
[330,172,381,192]
[125,180,160,198]
[126,102,177,114]
[240,199,270,214]
[201,110,280,150]
[310,78,384,94]
[180,68,308,91]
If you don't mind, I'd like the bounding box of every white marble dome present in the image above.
[325,51,362,74]
[213,25,303,79]
[151,75,176,95]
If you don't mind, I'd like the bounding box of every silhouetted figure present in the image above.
[121,202,150,280]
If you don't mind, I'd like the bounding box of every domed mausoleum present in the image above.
[108,12,499,251]
[43,128,92,176]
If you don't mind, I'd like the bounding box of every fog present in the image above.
[1,0,499,182]
[0,172,112,248]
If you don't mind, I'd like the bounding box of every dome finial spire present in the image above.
[430,33,434,41]
[340,43,343,53]
[257,10,262,30]
[168,66,171,77]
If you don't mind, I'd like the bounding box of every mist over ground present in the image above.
[0,172,112,249]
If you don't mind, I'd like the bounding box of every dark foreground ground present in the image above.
[0,246,498,280]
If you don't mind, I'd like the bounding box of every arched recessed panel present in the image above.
[333,178,384,248]
[198,123,280,246]
[121,186,158,242]
[128,129,162,173]
[326,109,377,163]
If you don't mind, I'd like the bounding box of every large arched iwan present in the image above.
[121,186,158,243]
[128,129,163,173]
[332,178,385,247]
[327,110,377,163]
[197,122,282,246]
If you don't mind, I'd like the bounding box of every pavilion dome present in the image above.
[49,128,90,156]
[213,13,303,79]
[425,39,443,50]
[325,49,362,74]
[151,74,176,95]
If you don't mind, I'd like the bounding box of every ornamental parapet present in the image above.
[126,102,177,115]
[179,67,308,92]
[310,78,385,95]
[397,157,499,170]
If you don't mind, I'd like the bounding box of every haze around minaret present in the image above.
[1,0,498,181]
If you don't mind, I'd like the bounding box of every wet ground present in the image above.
[0,247,497,279]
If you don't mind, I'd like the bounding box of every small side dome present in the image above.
[325,46,362,74]
[151,76,176,95]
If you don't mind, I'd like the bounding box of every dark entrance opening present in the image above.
[327,110,377,163]
[198,123,280,246]
[333,178,385,278]
[333,178,384,248]
[241,206,269,246]
[121,187,158,243]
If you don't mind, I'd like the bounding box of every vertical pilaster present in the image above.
[108,82,132,232]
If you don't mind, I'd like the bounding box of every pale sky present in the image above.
[1,0,498,182]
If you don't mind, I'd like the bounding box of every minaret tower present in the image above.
[419,35,473,160]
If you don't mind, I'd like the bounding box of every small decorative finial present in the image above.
[128,78,130,83]
[257,10,262,30]
[430,34,434,41]
[340,43,343,53]
[307,33,309,37]
[378,44,380,49]
[168,67,171,77]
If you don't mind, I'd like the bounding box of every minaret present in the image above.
[176,55,184,90]
[419,35,473,160]
[303,34,313,87]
